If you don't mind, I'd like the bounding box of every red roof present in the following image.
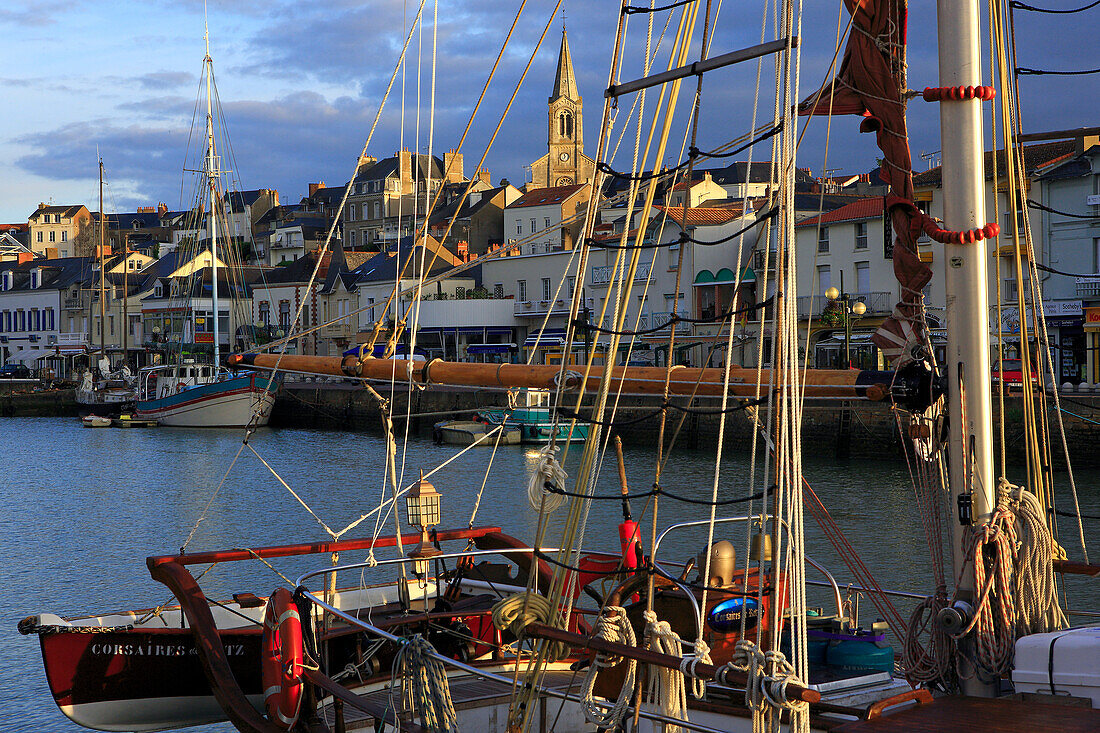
[795,197,883,227]
[656,206,746,227]
[510,184,585,208]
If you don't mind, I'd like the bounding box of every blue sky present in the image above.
[0,0,1091,223]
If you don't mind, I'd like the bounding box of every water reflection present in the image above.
[3,417,1097,732]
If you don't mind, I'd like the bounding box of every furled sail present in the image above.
[798,0,932,365]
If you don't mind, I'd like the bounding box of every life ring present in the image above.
[261,588,304,729]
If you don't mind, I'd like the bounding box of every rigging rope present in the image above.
[1010,0,1100,10]
[394,634,459,733]
[579,608,638,729]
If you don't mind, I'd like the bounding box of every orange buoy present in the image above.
[261,588,304,728]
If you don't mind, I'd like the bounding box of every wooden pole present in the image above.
[229,352,897,401]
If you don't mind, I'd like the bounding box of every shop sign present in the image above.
[1085,307,1100,329]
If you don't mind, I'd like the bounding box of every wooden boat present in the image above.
[80,415,112,428]
[433,420,521,446]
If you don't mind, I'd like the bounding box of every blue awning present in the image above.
[523,328,567,349]
[467,343,516,354]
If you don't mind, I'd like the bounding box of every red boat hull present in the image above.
[39,626,263,731]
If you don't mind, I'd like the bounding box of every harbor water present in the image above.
[4,416,1098,732]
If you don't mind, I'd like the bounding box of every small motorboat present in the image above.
[112,414,159,428]
[433,420,521,446]
[81,415,112,428]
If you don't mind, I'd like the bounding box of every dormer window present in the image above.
[1,272,11,291]
[154,282,164,298]
[30,269,40,288]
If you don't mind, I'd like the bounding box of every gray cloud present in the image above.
[135,71,197,91]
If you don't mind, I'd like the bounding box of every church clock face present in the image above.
[558,152,570,162]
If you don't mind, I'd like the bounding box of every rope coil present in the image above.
[579,607,637,729]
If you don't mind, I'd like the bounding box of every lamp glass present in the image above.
[852,301,867,316]
[825,286,840,301]
[405,477,441,530]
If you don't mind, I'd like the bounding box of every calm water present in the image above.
[3,417,1098,732]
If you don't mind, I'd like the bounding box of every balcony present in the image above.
[1075,278,1100,298]
[322,323,354,338]
[64,297,84,310]
[648,309,691,333]
[797,291,893,319]
[752,249,778,276]
[57,332,89,345]
[514,296,593,317]
[591,262,651,286]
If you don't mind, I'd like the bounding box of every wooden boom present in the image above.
[229,352,930,404]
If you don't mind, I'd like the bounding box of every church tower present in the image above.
[545,29,583,187]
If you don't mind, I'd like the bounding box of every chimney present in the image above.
[45,247,58,259]
[309,182,325,197]
[17,252,33,265]
[444,149,464,183]
[399,149,412,185]
[137,206,154,213]
[38,202,46,209]
[358,153,377,168]
[157,202,168,216]
[478,169,491,185]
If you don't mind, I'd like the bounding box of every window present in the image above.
[668,242,680,271]
[49,231,56,243]
[567,276,576,297]
[493,282,504,299]
[258,301,270,325]
[17,310,25,331]
[36,231,43,243]
[545,217,552,229]
[61,231,68,242]
[541,277,552,301]
[517,279,527,302]
[516,222,523,235]
[32,309,39,331]
[279,301,291,328]
[817,265,831,295]
[0,311,4,333]
[856,261,870,293]
[855,222,867,249]
[109,315,114,335]
[128,314,138,336]
[817,226,829,253]
[349,230,357,248]
[219,309,229,336]
[531,218,537,234]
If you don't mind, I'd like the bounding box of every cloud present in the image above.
[0,2,73,27]
[134,71,197,91]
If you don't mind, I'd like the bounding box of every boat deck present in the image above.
[323,669,583,731]
[834,694,1100,732]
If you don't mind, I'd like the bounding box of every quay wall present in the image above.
[273,381,1100,467]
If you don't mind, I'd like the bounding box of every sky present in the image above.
[0,0,1092,224]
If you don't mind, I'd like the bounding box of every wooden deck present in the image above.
[834,695,1100,732]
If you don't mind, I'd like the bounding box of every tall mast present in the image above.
[122,233,128,363]
[937,0,996,697]
[204,26,221,368]
[98,157,106,358]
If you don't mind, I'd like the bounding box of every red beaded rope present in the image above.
[921,217,1000,244]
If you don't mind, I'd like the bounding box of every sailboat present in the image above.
[76,157,139,410]
[131,32,276,429]
[20,0,1100,731]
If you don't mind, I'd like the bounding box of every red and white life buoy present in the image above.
[261,588,304,729]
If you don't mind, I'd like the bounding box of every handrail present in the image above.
[147,526,501,568]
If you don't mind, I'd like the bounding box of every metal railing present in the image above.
[591,261,651,285]
[797,291,893,318]
[514,296,592,316]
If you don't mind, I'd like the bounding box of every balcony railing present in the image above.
[64,297,84,310]
[514,296,593,317]
[796,291,894,319]
[752,249,777,275]
[649,309,691,333]
[322,323,354,338]
[591,261,652,286]
[1076,278,1100,297]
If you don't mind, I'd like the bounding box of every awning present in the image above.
[9,348,50,364]
[692,266,755,286]
[523,328,567,349]
[466,343,516,355]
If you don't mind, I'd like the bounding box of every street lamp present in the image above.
[826,286,867,368]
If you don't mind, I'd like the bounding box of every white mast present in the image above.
[203,25,221,368]
[937,0,997,697]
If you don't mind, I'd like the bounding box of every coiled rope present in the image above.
[715,641,810,724]
[579,607,637,729]
[527,444,567,514]
[490,592,568,662]
[998,478,1068,635]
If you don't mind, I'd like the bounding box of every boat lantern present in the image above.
[696,540,737,587]
[405,472,442,576]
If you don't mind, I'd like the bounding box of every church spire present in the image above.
[550,29,579,102]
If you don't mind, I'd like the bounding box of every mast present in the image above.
[203,27,221,368]
[122,233,128,363]
[937,0,997,697]
[98,157,106,359]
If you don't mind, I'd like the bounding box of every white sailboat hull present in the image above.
[134,374,276,428]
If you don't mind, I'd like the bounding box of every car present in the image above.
[991,358,1039,392]
[0,364,32,379]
